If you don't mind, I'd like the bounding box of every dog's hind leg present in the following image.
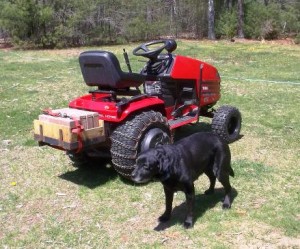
[212,144,233,208]
[204,168,216,195]
[218,176,232,209]
[183,183,195,229]
[159,185,174,223]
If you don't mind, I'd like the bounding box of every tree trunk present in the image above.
[208,0,216,40]
[224,0,233,9]
[237,0,245,38]
[146,5,152,40]
[169,0,178,37]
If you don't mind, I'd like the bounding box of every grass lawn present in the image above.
[0,40,299,248]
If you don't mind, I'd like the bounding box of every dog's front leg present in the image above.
[184,183,195,229]
[159,185,174,223]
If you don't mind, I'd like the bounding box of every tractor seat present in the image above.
[79,51,145,89]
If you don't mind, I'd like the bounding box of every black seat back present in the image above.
[79,51,145,89]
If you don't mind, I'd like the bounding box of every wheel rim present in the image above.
[140,128,170,152]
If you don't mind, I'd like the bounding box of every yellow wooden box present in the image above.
[33,119,105,151]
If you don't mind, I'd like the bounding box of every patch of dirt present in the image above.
[1,38,297,55]
[0,38,13,50]
[42,48,85,57]
[233,38,296,45]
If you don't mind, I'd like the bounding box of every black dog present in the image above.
[131,132,234,229]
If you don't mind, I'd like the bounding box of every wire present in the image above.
[222,76,300,86]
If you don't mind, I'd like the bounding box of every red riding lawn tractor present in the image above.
[33,40,242,179]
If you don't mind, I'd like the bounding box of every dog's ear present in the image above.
[155,146,181,177]
[153,144,163,163]
[154,147,170,171]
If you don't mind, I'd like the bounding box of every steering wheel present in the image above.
[132,40,169,60]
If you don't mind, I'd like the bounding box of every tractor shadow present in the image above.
[174,122,243,142]
[59,123,243,188]
[174,122,212,141]
[154,188,238,231]
[59,158,118,189]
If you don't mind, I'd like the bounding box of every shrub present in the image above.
[215,10,237,39]
[261,20,279,40]
[244,2,300,40]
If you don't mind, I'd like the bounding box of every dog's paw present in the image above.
[222,203,231,209]
[183,216,193,229]
[204,189,214,195]
[183,220,193,229]
[222,195,232,209]
[158,214,170,223]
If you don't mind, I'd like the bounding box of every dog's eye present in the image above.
[143,164,150,170]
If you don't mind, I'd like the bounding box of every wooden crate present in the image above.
[33,114,105,151]
[38,114,77,129]
[41,108,99,130]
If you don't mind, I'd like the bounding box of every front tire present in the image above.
[110,111,171,179]
[211,105,242,143]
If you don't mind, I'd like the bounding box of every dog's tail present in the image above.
[213,144,234,178]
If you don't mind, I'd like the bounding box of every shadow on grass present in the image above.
[59,158,118,189]
[154,187,238,231]
[58,123,243,189]
[174,122,244,143]
[173,122,212,142]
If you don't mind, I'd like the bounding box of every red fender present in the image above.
[69,94,166,122]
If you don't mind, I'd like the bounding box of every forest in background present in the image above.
[0,0,299,48]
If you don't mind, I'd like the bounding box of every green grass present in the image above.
[0,40,300,248]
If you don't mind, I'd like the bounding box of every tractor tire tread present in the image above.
[211,105,242,143]
[110,111,169,179]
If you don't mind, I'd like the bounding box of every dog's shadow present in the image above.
[154,188,238,231]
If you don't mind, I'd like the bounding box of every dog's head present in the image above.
[131,148,161,183]
[131,145,178,183]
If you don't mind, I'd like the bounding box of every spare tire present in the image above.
[211,105,242,143]
[110,111,171,179]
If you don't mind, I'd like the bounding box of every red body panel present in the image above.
[69,93,165,122]
[170,55,219,80]
[170,55,221,106]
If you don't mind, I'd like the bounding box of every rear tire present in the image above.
[211,105,242,143]
[110,111,171,179]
